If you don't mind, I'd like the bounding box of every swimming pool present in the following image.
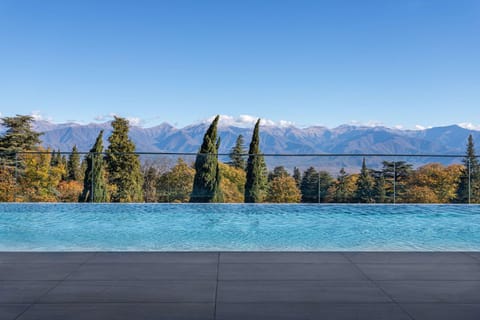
[0,204,479,251]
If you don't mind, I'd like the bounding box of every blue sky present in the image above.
[0,0,479,129]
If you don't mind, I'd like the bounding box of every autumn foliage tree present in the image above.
[19,148,64,202]
[267,175,301,203]
[219,162,246,202]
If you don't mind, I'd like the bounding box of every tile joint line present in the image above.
[341,252,416,320]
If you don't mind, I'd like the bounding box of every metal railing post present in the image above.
[91,152,95,203]
[468,158,471,204]
[317,171,321,204]
[393,160,396,205]
[14,152,18,202]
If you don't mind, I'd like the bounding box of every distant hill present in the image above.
[28,120,479,171]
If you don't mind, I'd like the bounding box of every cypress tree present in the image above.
[105,116,144,202]
[79,131,107,202]
[355,158,375,203]
[67,145,81,181]
[228,134,246,169]
[456,134,480,203]
[190,115,223,202]
[244,119,267,203]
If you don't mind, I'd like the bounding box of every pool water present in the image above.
[0,204,479,251]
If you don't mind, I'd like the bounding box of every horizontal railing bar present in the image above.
[0,151,471,158]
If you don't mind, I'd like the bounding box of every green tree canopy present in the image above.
[268,166,290,181]
[79,131,107,202]
[331,168,355,203]
[67,145,81,181]
[0,115,42,154]
[355,158,375,203]
[382,161,413,203]
[105,116,144,202]
[456,134,480,203]
[159,158,195,202]
[190,115,223,202]
[0,115,42,167]
[228,134,246,169]
[300,167,319,203]
[244,119,267,203]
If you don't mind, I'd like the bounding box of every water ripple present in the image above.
[0,204,479,251]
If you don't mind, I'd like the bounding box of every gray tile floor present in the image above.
[1,252,480,319]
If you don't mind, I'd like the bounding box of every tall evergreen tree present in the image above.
[0,115,42,153]
[382,161,412,203]
[228,134,246,169]
[268,166,290,181]
[50,149,65,169]
[79,131,107,202]
[0,115,42,166]
[67,145,81,181]
[333,168,350,203]
[105,116,144,202]
[244,119,267,203]
[355,158,375,203]
[293,167,301,187]
[319,170,335,202]
[190,115,223,202]
[456,134,480,203]
[50,149,59,167]
[300,167,319,203]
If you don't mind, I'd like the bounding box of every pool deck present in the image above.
[1,252,480,319]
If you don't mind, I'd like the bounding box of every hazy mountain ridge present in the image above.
[29,120,478,157]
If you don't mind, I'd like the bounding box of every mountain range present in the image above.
[24,119,477,171]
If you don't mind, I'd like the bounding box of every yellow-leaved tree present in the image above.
[219,162,246,203]
[266,175,301,203]
[405,163,463,203]
[19,149,65,202]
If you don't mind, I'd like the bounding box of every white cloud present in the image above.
[94,113,117,122]
[413,125,433,131]
[348,120,385,127]
[30,110,53,122]
[127,117,144,126]
[203,114,295,128]
[458,123,480,131]
[93,113,145,126]
[30,110,43,120]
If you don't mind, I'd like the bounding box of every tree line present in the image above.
[0,114,479,203]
